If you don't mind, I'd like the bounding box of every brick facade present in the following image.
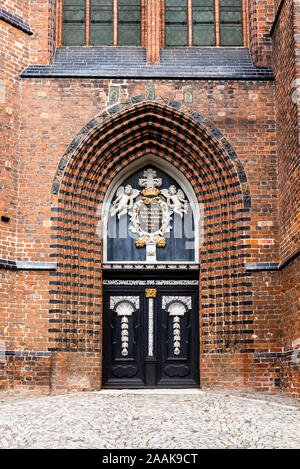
[271,0,300,400]
[0,1,299,399]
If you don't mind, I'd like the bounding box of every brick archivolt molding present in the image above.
[51,95,250,205]
[49,96,252,355]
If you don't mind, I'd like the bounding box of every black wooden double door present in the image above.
[102,283,200,388]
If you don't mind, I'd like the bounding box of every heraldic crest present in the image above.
[110,168,188,262]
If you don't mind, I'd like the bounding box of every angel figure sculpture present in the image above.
[161,185,188,218]
[110,184,140,219]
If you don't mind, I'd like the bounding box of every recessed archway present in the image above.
[49,97,252,389]
[102,153,201,265]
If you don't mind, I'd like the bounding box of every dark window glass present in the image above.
[219,0,243,46]
[90,0,113,46]
[192,0,215,46]
[118,0,141,46]
[165,0,188,47]
[63,0,86,46]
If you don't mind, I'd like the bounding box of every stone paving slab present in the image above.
[0,390,299,449]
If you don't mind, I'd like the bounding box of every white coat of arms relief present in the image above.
[110,168,188,262]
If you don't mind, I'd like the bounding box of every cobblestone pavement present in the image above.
[0,389,299,449]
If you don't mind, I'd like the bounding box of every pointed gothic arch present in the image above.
[101,154,201,264]
[49,97,252,383]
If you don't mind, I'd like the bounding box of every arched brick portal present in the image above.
[50,97,252,391]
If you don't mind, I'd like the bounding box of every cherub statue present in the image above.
[161,185,188,218]
[110,185,140,219]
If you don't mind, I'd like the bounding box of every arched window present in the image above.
[103,156,200,265]
[164,0,243,47]
[62,0,141,46]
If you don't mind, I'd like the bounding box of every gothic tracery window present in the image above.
[192,0,215,46]
[164,0,243,47]
[61,0,244,47]
[62,0,141,46]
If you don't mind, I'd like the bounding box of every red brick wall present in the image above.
[0,352,51,393]
[0,10,30,261]
[248,0,274,66]
[12,79,281,394]
[250,271,282,352]
[200,353,253,391]
[282,257,300,354]
[271,0,300,399]
[1,0,30,22]
[0,1,31,392]
[272,0,299,261]
[281,352,300,400]
[0,269,53,392]
[0,1,299,399]
[28,0,56,64]
[50,352,101,394]
[281,256,300,399]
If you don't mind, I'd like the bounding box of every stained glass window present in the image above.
[118,0,141,46]
[219,0,243,46]
[192,0,215,46]
[62,0,86,46]
[90,0,113,46]
[61,0,244,48]
[62,0,141,46]
[165,0,243,47]
[165,0,188,47]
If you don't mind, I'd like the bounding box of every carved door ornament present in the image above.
[110,296,140,357]
[110,168,188,262]
[145,288,157,298]
[162,296,192,356]
[145,288,157,357]
[103,286,199,388]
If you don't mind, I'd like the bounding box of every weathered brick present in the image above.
[0,1,298,400]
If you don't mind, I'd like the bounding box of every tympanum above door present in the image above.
[102,155,201,268]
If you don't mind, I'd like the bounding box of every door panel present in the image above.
[102,283,199,388]
[103,291,146,387]
[156,291,199,387]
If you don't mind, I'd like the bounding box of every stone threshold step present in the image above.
[99,389,204,394]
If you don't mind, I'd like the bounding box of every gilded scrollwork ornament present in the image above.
[110,167,189,261]
[145,288,157,298]
[135,237,145,248]
[155,237,166,248]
